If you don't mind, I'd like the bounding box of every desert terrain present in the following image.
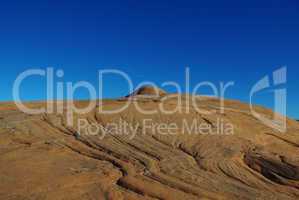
[0,87,299,200]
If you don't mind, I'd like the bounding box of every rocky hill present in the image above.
[0,90,298,200]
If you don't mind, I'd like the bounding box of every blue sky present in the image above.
[0,0,298,119]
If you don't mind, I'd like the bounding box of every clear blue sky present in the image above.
[0,0,298,119]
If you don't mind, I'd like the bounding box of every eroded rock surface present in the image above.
[0,95,299,200]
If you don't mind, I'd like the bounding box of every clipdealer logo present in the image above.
[12,67,287,134]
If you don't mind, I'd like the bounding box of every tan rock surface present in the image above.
[0,93,298,200]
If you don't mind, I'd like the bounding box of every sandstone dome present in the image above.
[127,85,167,97]
[1,94,299,200]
